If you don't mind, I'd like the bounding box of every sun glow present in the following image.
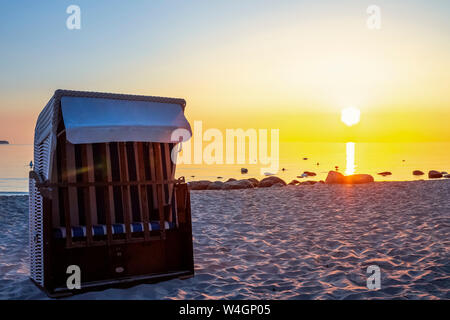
[341,107,361,127]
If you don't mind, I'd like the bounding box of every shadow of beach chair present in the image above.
[29,90,194,297]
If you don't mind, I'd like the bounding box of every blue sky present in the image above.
[2,0,448,94]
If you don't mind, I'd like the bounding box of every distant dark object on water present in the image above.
[378,171,392,177]
[316,162,320,166]
[412,170,424,176]
[335,166,339,171]
[241,168,248,174]
[281,168,286,171]
[0,140,9,144]
[428,170,443,179]
[303,157,308,160]
[402,160,406,162]
[303,171,317,177]
[217,176,223,179]
[29,161,33,168]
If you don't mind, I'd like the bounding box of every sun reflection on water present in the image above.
[345,142,356,175]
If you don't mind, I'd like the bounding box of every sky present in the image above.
[0,0,449,144]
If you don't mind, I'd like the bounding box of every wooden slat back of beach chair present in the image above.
[52,137,178,247]
[135,142,151,241]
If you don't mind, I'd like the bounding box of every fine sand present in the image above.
[0,180,449,299]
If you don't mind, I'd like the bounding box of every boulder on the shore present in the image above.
[258,176,287,188]
[223,179,254,190]
[299,180,317,185]
[226,178,237,182]
[188,180,212,190]
[247,178,259,187]
[428,170,443,179]
[271,182,285,188]
[378,171,392,176]
[413,170,424,176]
[288,179,300,185]
[325,171,374,184]
[444,174,450,179]
[349,174,375,184]
[441,171,448,175]
[207,181,225,190]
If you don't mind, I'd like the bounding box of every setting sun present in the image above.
[341,107,361,127]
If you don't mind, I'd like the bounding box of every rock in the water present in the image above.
[378,171,392,176]
[241,168,248,174]
[207,181,225,190]
[258,176,287,188]
[325,171,374,184]
[247,178,259,187]
[303,171,317,177]
[188,180,212,190]
[413,170,424,176]
[223,179,254,190]
[428,170,443,179]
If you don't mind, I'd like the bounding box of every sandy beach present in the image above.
[0,180,449,299]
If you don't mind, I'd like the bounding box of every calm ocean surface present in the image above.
[1,142,449,193]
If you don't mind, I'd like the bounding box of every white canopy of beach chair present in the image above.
[61,96,192,144]
[33,90,192,181]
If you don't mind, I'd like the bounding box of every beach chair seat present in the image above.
[53,221,177,239]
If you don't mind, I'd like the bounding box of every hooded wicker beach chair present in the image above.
[29,90,194,297]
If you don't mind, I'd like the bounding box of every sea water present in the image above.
[1,142,449,193]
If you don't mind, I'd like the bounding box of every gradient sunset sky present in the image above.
[0,0,449,144]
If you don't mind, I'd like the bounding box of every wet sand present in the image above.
[0,180,449,299]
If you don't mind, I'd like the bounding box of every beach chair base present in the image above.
[32,270,194,298]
